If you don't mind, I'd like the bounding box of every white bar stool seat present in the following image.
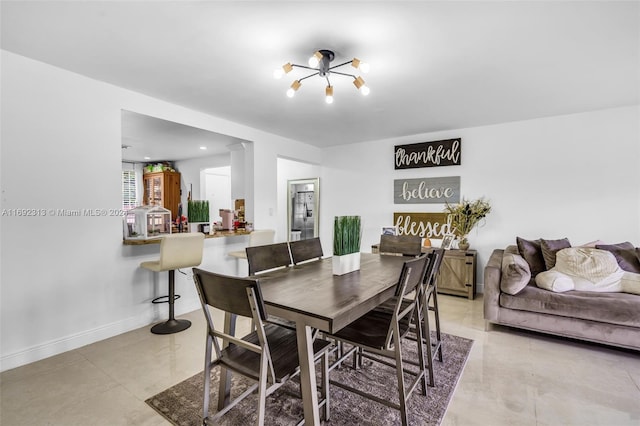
[141,233,205,334]
[228,229,275,259]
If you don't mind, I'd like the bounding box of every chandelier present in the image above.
[273,49,370,104]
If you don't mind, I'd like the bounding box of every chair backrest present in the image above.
[248,229,275,247]
[246,242,292,275]
[289,237,323,264]
[192,267,267,321]
[379,234,422,257]
[158,233,205,271]
[397,253,430,297]
[424,248,445,288]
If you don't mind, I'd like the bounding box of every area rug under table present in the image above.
[146,332,473,425]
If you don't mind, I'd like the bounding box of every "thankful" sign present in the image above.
[394,138,461,169]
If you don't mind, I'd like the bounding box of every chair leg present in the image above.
[202,334,213,424]
[256,353,269,426]
[422,297,435,387]
[394,325,409,426]
[431,290,443,362]
[151,269,191,334]
[412,307,428,395]
[321,351,330,420]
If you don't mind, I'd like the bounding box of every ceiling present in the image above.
[2,1,639,157]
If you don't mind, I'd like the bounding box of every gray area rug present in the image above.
[146,333,473,425]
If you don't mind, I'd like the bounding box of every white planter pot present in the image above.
[332,252,361,276]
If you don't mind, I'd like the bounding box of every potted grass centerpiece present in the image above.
[188,200,210,233]
[333,215,362,275]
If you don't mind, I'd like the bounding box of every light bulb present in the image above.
[359,62,370,73]
[325,85,334,104]
[308,51,322,68]
[287,80,301,98]
[273,68,284,79]
[361,85,370,96]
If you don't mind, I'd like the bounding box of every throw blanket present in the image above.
[535,247,640,294]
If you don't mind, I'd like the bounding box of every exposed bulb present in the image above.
[325,95,334,104]
[273,68,284,79]
[286,88,296,98]
[360,85,370,96]
[308,51,322,68]
[359,62,370,73]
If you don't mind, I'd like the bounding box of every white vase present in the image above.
[332,252,361,275]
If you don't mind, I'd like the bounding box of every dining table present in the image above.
[254,252,408,425]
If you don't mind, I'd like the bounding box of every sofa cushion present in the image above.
[540,238,571,270]
[516,237,546,277]
[501,253,531,295]
[596,242,640,273]
[500,285,640,328]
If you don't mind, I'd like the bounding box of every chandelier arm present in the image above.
[328,60,353,69]
[291,64,319,71]
[325,76,331,86]
[298,72,320,82]
[330,70,357,79]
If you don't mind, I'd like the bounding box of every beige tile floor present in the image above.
[1,295,639,425]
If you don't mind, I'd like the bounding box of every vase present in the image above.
[458,238,470,251]
[332,252,361,275]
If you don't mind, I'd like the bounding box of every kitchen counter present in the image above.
[122,229,251,245]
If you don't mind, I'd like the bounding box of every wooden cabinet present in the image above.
[143,171,181,220]
[435,249,477,299]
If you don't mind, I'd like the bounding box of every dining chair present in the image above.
[374,248,445,387]
[246,242,292,275]
[327,254,430,426]
[140,232,204,334]
[421,248,446,374]
[379,234,422,257]
[289,237,323,265]
[192,268,332,425]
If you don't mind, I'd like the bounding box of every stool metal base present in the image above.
[151,318,192,335]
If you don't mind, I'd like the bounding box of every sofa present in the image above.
[484,238,640,351]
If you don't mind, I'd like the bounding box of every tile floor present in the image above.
[1,295,639,425]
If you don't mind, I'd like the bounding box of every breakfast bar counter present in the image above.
[122,230,251,245]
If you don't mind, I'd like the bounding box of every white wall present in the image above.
[320,106,640,291]
[0,50,321,371]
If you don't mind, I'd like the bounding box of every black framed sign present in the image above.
[394,138,461,169]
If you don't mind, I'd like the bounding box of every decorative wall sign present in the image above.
[393,212,454,238]
[394,138,461,169]
[394,176,460,204]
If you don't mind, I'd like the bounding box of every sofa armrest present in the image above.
[484,248,504,322]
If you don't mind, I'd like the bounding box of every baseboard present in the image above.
[0,299,200,373]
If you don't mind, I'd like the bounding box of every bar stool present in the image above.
[141,233,205,334]
[227,229,275,275]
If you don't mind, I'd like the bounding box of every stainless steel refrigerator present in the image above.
[290,184,315,240]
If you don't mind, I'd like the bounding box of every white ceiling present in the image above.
[2,1,639,159]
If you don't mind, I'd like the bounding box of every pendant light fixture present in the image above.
[274,49,370,103]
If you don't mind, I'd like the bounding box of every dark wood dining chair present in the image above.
[246,242,292,275]
[379,234,422,257]
[373,248,445,387]
[192,268,332,425]
[327,254,430,426]
[289,237,323,265]
[421,248,446,374]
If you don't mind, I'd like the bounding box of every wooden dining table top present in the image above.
[255,253,407,334]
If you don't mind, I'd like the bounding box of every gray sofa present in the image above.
[484,245,640,351]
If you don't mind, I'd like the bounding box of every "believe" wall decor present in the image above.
[394,176,460,204]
